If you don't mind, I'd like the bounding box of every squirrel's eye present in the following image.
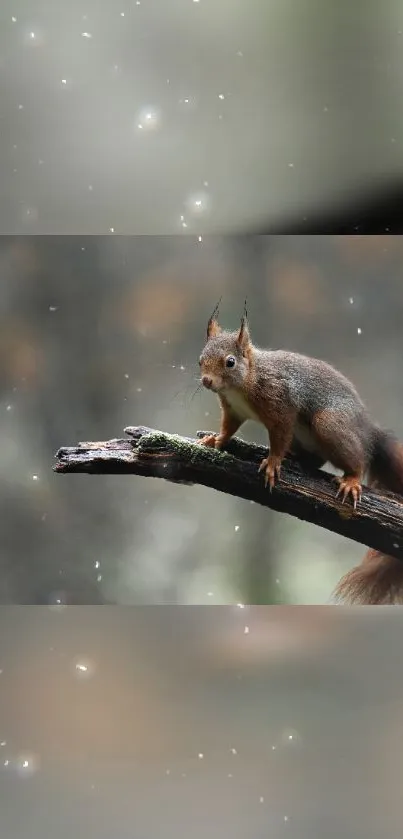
[225,355,236,369]
[198,356,203,366]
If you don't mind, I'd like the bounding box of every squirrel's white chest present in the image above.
[224,389,261,423]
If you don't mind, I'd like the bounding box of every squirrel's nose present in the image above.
[202,375,213,389]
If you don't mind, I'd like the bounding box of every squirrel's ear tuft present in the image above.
[206,297,222,339]
[236,303,250,351]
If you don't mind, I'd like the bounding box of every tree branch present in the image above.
[54,425,403,560]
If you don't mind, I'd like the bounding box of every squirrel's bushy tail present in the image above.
[334,429,403,605]
[334,549,403,605]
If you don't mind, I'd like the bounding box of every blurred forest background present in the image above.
[2,0,403,234]
[3,606,403,839]
[1,233,403,604]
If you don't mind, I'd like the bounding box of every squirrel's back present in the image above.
[253,349,369,422]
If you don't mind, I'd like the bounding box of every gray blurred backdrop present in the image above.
[1,234,403,604]
[1,0,403,233]
[1,606,403,839]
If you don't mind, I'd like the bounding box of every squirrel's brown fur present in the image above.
[198,311,403,605]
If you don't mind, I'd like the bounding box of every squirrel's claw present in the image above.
[259,455,282,491]
[334,475,362,509]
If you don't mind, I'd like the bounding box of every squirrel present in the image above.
[197,303,403,605]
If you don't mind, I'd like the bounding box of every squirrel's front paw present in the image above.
[258,455,282,490]
[199,433,219,449]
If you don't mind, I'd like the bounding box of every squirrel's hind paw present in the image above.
[334,475,362,509]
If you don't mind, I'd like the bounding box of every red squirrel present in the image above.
[197,305,403,605]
